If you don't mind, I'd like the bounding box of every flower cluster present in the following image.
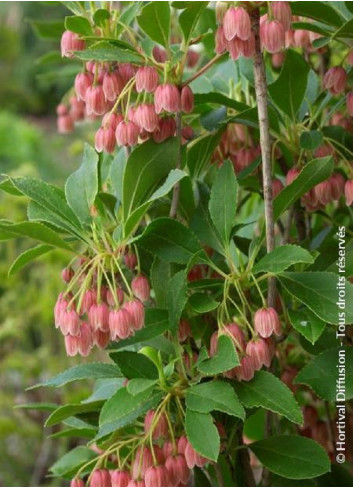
[54,251,150,357]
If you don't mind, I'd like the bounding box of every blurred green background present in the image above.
[0,3,96,486]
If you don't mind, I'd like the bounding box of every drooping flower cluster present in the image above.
[70,410,226,487]
[54,250,150,357]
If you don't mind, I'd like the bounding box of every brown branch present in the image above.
[169,112,182,218]
[182,54,225,87]
[252,10,276,308]
[236,427,256,487]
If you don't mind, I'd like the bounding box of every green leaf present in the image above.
[8,244,53,276]
[109,308,169,350]
[290,1,344,27]
[300,130,323,150]
[0,221,73,251]
[93,8,111,27]
[334,18,353,39]
[168,270,188,333]
[233,371,303,425]
[30,363,122,389]
[185,410,220,462]
[253,245,315,274]
[295,346,353,400]
[31,19,65,40]
[186,380,245,419]
[151,258,170,308]
[124,168,187,237]
[249,435,331,479]
[274,157,334,220]
[278,271,353,324]
[288,308,326,345]
[50,446,96,478]
[209,160,237,244]
[123,138,179,222]
[65,15,93,35]
[198,335,239,376]
[189,293,219,313]
[269,50,310,119]
[187,130,224,177]
[97,387,163,440]
[10,176,82,232]
[74,41,142,63]
[179,1,208,44]
[65,144,99,225]
[45,401,102,427]
[109,352,158,379]
[137,1,170,48]
[137,218,202,264]
[194,92,248,112]
[127,379,158,396]
[84,379,125,403]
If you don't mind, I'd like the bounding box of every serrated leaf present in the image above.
[45,401,103,427]
[295,346,353,400]
[189,293,219,313]
[300,130,323,150]
[179,1,208,44]
[8,244,53,276]
[198,335,239,375]
[65,144,99,225]
[168,270,188,333]
[109,351,158,379]
[137,1,170,48]
[278,272,353,324]
[49,446,96,478]
[74,42,142,63]
[30,363,122,389]
[249,435,331,479]
[185,409,220,462]
[186,380,245,419]
[209,160,237,244]
[288,308,326,345]
[0,221,73,251]
[274,157,333,220]
[253,245,314,274]
[234,371,303,425]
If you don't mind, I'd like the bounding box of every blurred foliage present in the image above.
[0,3,97,486]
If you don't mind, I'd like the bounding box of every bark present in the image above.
[252,9,276,308]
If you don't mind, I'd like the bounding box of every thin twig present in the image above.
[252,9,276,308]
[169,112,182,218]
[182,54,225,87]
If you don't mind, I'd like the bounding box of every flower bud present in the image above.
[246,338,271,370]
[162,440,174,459]
[93,329,110,348]
[144,410,169,439]
[61,308,80,336]
[111,470,130,487]
[71,478,85,487]
[124,251,137,269]
[118,63,136,85]
[323,67,347,95]
[103,71,123,102]
[79,289,97,316]
[75,72,93,101]
[345,180,353,206]
[177,436,188,455]
[77,321,92,357]
[123,300,144,331]
[102,112,123,132]
[330,173,345,200]
[152,46,167,63]
[165,455,190,486]
[61,30,85,58]
[90,469,111,487]
[180,86,194,113]
[314,180,332,206]
[154,84,180,114]
[226,37,242,60]
[95,126,116,153]
[65,334,79,356]
[272,178,284,198]
[62,267,74,283]
[89,302,110,332]
[223,7,251,41]
[272,52,285,69]
[116,120,140,146]
[153,117,176,143]
[271,2,292,31]
[178,319,191,342]
[215,25,227,54]
[254,307,282,338]
[109,308,133,339]
[144,466,170,487]
[136,66,159,93]
[286,167,300,186]
[347,92,353,117]
[127,480,144,487]
[57,114,74,134]
[132,446,163,479]
[134,103,159,132]
[184,441,208,469]
[235,355,255,381]
[260,20,286,53]
[131,275,150,302]
[85,85,107,115]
